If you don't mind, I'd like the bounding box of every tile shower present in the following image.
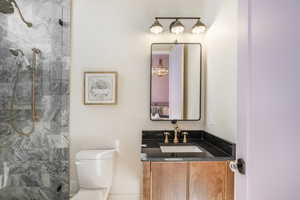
[0,0,71,199]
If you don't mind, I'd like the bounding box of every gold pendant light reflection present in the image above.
[152,58,169,77]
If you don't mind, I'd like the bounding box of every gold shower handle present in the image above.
[31,48,41,122]
[32,64,38,122]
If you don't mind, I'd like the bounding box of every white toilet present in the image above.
[71,148,115,200]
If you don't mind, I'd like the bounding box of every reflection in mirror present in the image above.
[151,43,202,121]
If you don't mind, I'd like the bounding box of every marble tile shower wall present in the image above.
[0,0,71,199]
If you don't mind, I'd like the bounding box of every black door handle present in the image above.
[229,158,246,175]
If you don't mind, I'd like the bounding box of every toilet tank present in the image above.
[76,149,115,189]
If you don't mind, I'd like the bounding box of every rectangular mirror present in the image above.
[150,43,202,121]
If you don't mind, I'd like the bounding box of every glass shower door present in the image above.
[0,0,71,199]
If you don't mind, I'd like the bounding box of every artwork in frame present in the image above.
[84,72,118,105]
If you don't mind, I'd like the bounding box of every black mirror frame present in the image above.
[150,42,202,121]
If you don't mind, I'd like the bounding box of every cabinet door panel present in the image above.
[189,162,229,200]
[151,162,188,200]
[143,162,151,200]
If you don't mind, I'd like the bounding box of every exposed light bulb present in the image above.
[170,19,185,34]
[192,19,206,34]
[150,19,163,34]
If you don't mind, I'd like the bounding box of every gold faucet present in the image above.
[173,123,181,144]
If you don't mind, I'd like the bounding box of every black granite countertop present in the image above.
[141,130,236,162]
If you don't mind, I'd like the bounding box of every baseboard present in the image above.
[108,193,140,200]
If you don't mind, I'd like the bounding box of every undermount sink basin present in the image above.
[160,145,203,153]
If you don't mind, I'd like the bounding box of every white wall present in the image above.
[71,0,205,197]
[204,0,238,142]
[71,0,237,198]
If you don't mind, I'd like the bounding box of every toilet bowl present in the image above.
[71,149,115,200]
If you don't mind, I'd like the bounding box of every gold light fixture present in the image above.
[170,19,185,34]
[150,19,163,34]
[149,17,206,34]
[192,19,206,34]
[152,58,169,77]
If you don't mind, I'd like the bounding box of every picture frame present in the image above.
[84,71,118,105]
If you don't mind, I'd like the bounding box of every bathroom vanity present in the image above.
[141,131,235,200]
[146,43,235,199]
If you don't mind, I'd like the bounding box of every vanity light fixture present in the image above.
[150,19,163,34]
[170,19,185,34]
[192,19,206,34]
[149,17,206,34]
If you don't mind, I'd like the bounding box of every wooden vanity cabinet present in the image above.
[151,162,188,200]
[189,162,234,200]
[143,161,234,200]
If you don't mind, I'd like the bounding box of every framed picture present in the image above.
[84,72,118,105]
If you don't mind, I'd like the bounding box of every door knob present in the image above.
[229,158,246,175]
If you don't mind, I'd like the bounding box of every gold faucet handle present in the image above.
[164,132,170,144]
[182,132,189,144]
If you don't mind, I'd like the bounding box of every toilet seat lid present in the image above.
[76,149,115,160]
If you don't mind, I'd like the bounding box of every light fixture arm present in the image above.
[155,17,201,20]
